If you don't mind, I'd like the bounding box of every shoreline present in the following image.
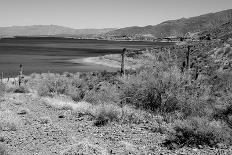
[69,55,135,70]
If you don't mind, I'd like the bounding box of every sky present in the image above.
[0,0,231,29]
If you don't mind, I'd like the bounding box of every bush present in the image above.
[13,86,29,93]
[119,72,162,111]
[83,82,120,104]
[37,74,87,101]
[164,117,232,148]
[93,104,121,126]
[6,85,29,93]
[120,65,183,112]
[0,84,6,97]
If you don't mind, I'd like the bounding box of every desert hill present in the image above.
[105,9,232,38]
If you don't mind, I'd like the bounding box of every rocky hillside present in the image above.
[105,9,232,38]
[0,25,116,38]
[199,20,232,40]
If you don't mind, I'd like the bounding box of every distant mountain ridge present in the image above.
[105,9,232,38]
[1,9,232,39]
[0,25,116,38]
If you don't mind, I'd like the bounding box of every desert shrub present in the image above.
[37,74,88,101]
[0,84,6,97]
[120,64,184,112]
[37,81,51,96]
[93,104,121,126]
[5,85,29,93]
[13,86,29,93]
[83,82,120,104]
[164,117,232,148]
[119,72,161,111]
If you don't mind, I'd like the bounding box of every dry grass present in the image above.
[41,95,148,126]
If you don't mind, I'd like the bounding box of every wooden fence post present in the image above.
[121,48,126,75]
[186,46,191,70]
[19,64,23,86]
[1,72,3,83]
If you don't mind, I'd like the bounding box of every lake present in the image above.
[0,37,174,76]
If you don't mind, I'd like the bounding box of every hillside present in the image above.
[0,25,116,38]
[105,9,232,38]
[199,20,232,40]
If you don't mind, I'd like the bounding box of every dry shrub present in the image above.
[83,82,120,104]
[120,65,183,112]
[37,73,87,101]
[6,85,29,93]
[164,117,232,148]
[0,84,6,97]
[92,104,121,126]
[119,73,162,111]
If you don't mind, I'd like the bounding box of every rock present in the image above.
[17,108,29,115]
[58,115,65,119]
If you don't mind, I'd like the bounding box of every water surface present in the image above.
[0,37,174,76]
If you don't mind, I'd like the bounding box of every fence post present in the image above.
[1,72,3,83]
[19,64,23,86]
[186,46,191,70]
[121,48,126,76]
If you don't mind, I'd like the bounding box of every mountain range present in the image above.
[0,9,232,39]
[0,25,116,38]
